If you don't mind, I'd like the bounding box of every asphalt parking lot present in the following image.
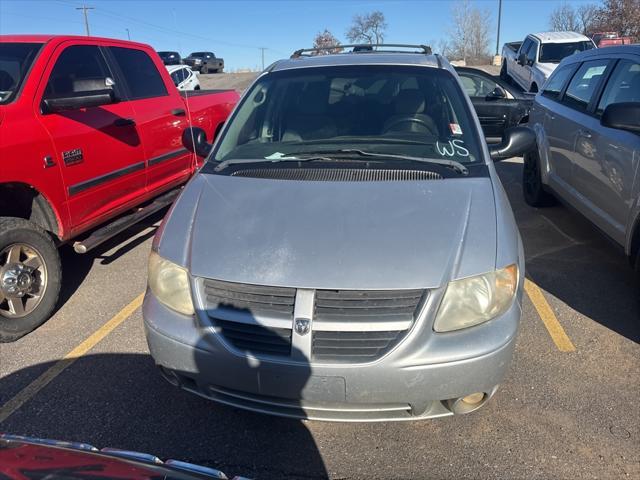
[0,158,638,480]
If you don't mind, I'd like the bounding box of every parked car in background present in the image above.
[456,66,534,141]
[0,35,239,341]
[501,32,596,93]
[144,44,535,422]
[157,50,182,65]
[590,32,634,47]
[525,45,640,276]
[184,51,224,73]
[167,64,200,91]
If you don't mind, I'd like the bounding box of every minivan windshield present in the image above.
[213,65,482,166]
[0,42,42,104]
[539,41,594,63]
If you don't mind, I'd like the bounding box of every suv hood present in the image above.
[159,173,498,290]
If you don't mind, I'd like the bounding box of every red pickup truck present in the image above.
[0,35,238,341]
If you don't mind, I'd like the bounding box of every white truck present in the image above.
[500,31,596,92]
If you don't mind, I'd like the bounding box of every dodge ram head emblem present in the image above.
[294,318,310,336]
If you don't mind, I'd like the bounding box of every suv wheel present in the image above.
[523,150,556,207]
[0,217,61,342]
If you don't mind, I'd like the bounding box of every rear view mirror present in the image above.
[517,53,527,66]
[486,86,506,100]
[42,77,116,114]
[601,102,640,134]
[182,127,212,158]
[42,90,115,114]
[489,126,536,161]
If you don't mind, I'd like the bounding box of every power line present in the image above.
[75,4,94,36]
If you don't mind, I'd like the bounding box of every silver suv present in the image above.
[143,45,535,421]
[524,45,640,275]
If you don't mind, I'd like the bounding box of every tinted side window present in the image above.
[596,60,640,116]
[542,64,576,100]
[45,45,112,97]
[109,47,167,100]
[526,41,537,63]
[459,72,498,97]
[562,60,609,112]
[170,70,181,86]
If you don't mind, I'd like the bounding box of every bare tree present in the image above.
[549,2,580,32]
[577,4,599,34]
[448,0,492,64]
[593,0,640,39]
[346,11,387,45]
[312,29,342,55]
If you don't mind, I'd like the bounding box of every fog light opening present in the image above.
[445,392,489,415]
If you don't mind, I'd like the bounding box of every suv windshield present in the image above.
[158,51,178,58]
[213,65,482,167]
[539,41,594,63]
[0,42,42,104]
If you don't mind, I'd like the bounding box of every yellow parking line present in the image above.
[524,279,575,352]
[0,292,145,424]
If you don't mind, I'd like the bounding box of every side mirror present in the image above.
[42,89,115,114]
[517,53,527,66]
[489,126,536,162]
[601,102,640,134]
[182,127,212,158]
[486,86,506,100]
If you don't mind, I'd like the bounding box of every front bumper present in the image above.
[143,288,521,422]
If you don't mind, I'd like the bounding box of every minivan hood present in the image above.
[162,173,498,290]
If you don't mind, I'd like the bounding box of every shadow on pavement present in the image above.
[495,160,640,343]
[0,349,328,480]
[55,210,166,313]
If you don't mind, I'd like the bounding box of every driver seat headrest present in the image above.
[395,89,426,114]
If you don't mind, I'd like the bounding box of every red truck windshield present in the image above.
[0,43,42,104]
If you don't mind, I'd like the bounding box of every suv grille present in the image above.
[201,279,425,362]
[312,289,424,362]
[231,168,443,182]
[312,330,405,362]
[203,279,295,357]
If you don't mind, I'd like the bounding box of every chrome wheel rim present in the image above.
[0,243,48,318]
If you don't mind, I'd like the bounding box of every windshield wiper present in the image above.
[214,148,468,175]
[337,149,469,175]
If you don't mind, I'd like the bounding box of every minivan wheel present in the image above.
[523,151,556,207]
[0,217,61,342]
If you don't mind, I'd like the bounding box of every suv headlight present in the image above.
[148,251,194,316]
[433,265,518,332]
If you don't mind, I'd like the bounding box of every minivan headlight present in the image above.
[433,265,518,332]
[148,251,194,316]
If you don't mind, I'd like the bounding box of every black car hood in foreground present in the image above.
[156,173,498,290]
[0,434,249,480]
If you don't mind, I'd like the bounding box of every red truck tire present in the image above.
[0,217,61,342]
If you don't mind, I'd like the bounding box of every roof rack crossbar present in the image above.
[291,44,432,58]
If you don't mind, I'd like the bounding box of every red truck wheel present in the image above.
[0,217,61,342]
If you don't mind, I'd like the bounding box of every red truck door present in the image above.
[105,46,193,196]
[35,42,147,230]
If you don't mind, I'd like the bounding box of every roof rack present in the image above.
[291,44,433,58]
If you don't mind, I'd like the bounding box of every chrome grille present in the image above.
[216,319,292,356]
[231,168,443,182]
[203,278,295,317]
[203,279,295,357]
[313,289,425,363]
[312,330,404,362]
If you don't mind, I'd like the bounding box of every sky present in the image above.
[0,0,600,70]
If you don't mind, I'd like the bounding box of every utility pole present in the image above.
[76,5,94,36]
[260,47,266,70]
[495,0,502,55]
[125,28,131,40]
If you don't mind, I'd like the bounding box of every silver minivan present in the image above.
[524,45,640,275]
[143,46,535,421]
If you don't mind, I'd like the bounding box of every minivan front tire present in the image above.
[523,150,556,207]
